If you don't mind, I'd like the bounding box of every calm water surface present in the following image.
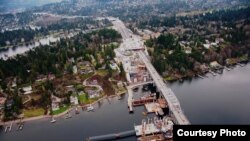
[0,0,62,12]
[0,64,250,141]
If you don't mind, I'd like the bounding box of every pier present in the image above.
[127,81,154,113]
[87,130,136,141]
[134,117,174,137]
[197,74,205,79]
[132,97,155,106]
[209,70,217,76]
[237,63,244,67]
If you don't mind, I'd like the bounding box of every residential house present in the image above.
[22,86,33,95]
[210,61,222,69]
[51,95,61,111]
[70,95,79,105]
[183,46,192,54]
[0,97,6,110]
[73,65,78,74]
[86,90,100,99]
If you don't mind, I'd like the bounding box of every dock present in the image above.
[225,66,231,71]
[134,117,173,137]
[127,81,154,113]
[127,87,134,113]
[135,123,160,136]
[197,74,205,79]
[209,70,216,76]
[132,97,155,106]
[4,121,14,133]
[237,63,244,67]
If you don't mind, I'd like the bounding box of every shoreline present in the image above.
[0,94,114,125]
[1,62,248,125]
[165,61,249,81]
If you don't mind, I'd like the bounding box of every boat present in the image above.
[5,126,9,133]
[65,112,72,119]
[224,66,231,71]
[75,107,79,114]
[118,95,122,100]
[142,85,149,91]
[50,117,56,123]
[19,123,23,130]
[86,105,94,112]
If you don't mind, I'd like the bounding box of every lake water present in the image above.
[0,63,250,141]
[0,0,62,13]
[0,36,60,60]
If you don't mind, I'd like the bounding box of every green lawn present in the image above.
[23,108,45,118]
[78,94,88,104]
[78,94,102,104]
[52,105,69,115]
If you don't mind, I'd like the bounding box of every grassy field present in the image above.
[78,94,88,104]
[52,105,69,115]
[23,108,45,118]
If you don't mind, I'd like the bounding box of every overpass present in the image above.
[137,51,190,125]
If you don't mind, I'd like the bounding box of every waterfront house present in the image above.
[77,61,94,74]
[51,95,61,111]
[210,61,222,69]
[86,90,100,99]
[200,64,209,73]
[0,97,6,110]
[70,95,79,105]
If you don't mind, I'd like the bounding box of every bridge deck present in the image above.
[138,51,190,125]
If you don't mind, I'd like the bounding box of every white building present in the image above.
[22,86,33,95]
[203,44,211,49]
[70,95,79,105]
[73,65,78,74]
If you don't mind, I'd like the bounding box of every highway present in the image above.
[110,17,189,125]
[138,51,190,125]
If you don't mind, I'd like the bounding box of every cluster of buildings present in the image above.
[114,45,151,84]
